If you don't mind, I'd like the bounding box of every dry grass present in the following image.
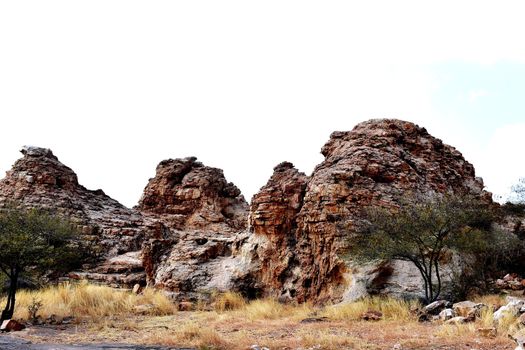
[143,322,230,350]
[2,282,176,321]
[322,296,420,321]
[6,287,519,350]
[213,291,247,312]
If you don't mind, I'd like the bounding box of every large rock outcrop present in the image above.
[0,147,249,294]
[247,119,490,302]
[136,157,249,299]
[0,119,497,303]
[0,146,154,286]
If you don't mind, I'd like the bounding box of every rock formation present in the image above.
[247,162,309,301]
[0,119,498,303]
[247,119,490,302]
[137,157,249,300]
[0,147,248,294]
[137,156,248,232]
[0,146,153,286]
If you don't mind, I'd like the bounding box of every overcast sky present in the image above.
[1,1,524,207]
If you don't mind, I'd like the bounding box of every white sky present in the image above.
[1,1,524,207]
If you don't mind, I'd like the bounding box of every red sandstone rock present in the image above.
[137,156,248,232]
[0,119,501,303]
[246,119,492,303]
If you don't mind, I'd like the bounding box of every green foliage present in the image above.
[0,205,82,276]
[347,194,495,303]
[0,204,83,320]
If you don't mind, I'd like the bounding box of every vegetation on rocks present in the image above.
[348,194,498,303]
[0,205,83,322]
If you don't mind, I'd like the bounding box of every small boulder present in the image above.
[518,313,525,326]
[452,301,487,318]
[300,317,329,324]
[438,308,455,321]
[494,298,525,321]
[133,304,155,315]
[361,310,383,321]
[178,301,194,311]
[423,300,451,315]
[0,319,26,332]
[250,345,270,350]
[445,316,467,324]
[132,284,142,294]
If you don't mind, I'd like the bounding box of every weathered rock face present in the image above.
[0,119,496,303]
[247,119,490,303]
[247,162,308,301]
[136,157,249,299]
[0,147,248,294]
[0,146,155,286]
[138,157,248,232]
[0,146,147,256]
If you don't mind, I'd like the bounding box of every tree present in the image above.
[347,194,494,303]
[0,205,82,321]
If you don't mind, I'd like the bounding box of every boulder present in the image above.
[452,301,487,318]
[494,298,525,321]
[477,327,497,338]
[0,319,25,332]
[137,156,248,232]
[438,308,455,321]
[424,300,452,315]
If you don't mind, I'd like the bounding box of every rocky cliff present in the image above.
[0,119,495,303]
[137,157,249,300]
[247,119,490,302]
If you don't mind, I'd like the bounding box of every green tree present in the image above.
[0,205,82,321]
[347,194,494,303]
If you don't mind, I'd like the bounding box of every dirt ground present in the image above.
[5,312,517,350]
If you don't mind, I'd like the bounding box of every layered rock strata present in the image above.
[0,119,495,303]
[248,119,490,302]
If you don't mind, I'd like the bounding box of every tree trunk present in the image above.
[1,268,18,322]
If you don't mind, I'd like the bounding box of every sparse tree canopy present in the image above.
[347,194,495,303]
[0,205,82,321]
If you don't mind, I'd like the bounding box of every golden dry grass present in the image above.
[2,282,176,321]
[4,286,519,350]
[213,291,247,312]
[322,296,420,321]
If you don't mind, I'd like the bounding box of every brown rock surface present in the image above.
[0,147,248,293]
[247,162,308,301]
[0,119,497,303]
[137,156,248,232]
[0,146,147,255]
[137,157,249,299]
[247,119,490,302]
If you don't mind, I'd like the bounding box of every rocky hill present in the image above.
[245,119,490,302]
[0,119,496,303]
